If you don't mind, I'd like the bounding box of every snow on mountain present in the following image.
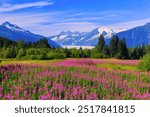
[49,27,115,46]
[0,21,61,48]
[115,28,128,33]
[49,31,86,46]
[98,27,115,38]
[76,27,115,46]
[50,23,150,47]
[2,22,31,34]
[4,21,149,48]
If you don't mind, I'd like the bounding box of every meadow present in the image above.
[0,59,150,100]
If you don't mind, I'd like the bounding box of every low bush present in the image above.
[138,53,150,71]
[91,53,104,59]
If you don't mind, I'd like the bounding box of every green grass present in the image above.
[1,59,138,71]
[0,59,62,66]
[97,63,138,71]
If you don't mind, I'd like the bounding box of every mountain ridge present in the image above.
[49,27,116,46]
[1,21,150,48]
[0,21,60,48]
[49,23,150,47]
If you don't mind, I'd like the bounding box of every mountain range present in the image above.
[0,22,60,48]
[49,27,116,46]
[49,23,150,47]
[1,21,150,48]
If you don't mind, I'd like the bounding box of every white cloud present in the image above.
[0,11,99,36]
[0,1,53,13]
[33,22,99,36]
[1,5,150,37]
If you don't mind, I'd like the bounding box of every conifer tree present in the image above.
[17,39,24,49]
[102,45,110,57]
[97,34,105,52]
[117,39,129,59]
[109,35,119,57]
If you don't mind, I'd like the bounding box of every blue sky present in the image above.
[0,0,150,36]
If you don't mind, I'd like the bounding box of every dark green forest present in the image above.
[0,35,149,60]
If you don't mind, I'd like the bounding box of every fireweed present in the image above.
[0,59,149,100]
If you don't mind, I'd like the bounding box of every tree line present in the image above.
[0,35,148,60]
[94,34,145,59]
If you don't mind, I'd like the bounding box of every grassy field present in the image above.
[0,59,61,66]
[0,58,150,100]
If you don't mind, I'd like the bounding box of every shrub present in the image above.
[16,48,26,59]
[48,53,66,59]
[138,53,150,71]
[91,53,104,59]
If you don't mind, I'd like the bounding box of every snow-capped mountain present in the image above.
[49,31,86,46]
[76,27,115,46]
[1,22,31,34]
[49,23,150,47]
[0,21,60,48]
[3,21,150,48]
[49,27,115,46]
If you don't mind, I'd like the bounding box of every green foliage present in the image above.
[16,48,26,59]
[66,48,91,58]
[25,38,51,48]
[96,34,105,52]
[33,38,50,48]
[102,45,110,58]
[138,53,150,71]
[117,39,129,59]
[0,74,3,82]
[109,35,119,57]
[91,53,104,58]
[130,47,144,59]
[24,48,66,60]
[25,48,47,60]
[17,39,24,49]
[64,48,72,58]
[70,49,80,58]
[1,34,150,60]
[4,47,17,58]
[47,52,66,59]
[0,36,17,48]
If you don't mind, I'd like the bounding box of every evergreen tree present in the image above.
[117,39,129,59]
[130,47,144,59]
[79,47,84,58]
[102,45,110,57]
[0,36,17,48]
[17,39,24,49]
[64,48,72,58]
[16,48,26,58]
[4,46,17,58]
[97,34,105,52]
[34,38,50,48]
[109,35,119,57]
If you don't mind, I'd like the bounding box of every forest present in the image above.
[0,35,149,60]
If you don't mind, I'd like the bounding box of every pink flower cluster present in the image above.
[0,59,149,100]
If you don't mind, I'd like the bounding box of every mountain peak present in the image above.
[2,21,12,25]
[2,21,20,29]
[1,21,31,34]
[2,21,11,25]
[97,27,114,34]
